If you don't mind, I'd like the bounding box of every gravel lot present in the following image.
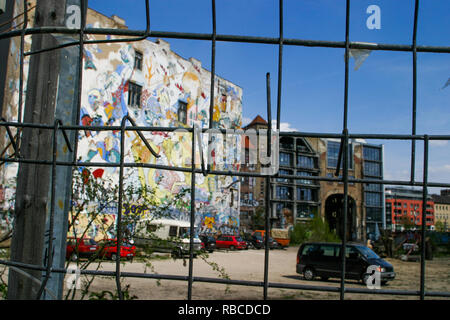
[64,245,450,300]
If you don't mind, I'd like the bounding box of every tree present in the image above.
[290,215,340,245]
[434,220,446,233]
[398,215,417,231]
[252,207,266,230]
[64,167,229,300]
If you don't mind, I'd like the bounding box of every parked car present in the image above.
[241,233,253,249]
[265,236,280,249]
[243,233,264,249]
[98,239,136,260]
[199,235,216,253]
[296,242,396,285]
[215,235,247,250]
[252,229,290,248]
[66,237,99,261]
[251,234,265,249]
[180,232,205,257]
[271,228,290,248]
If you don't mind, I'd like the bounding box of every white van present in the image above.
[133,218,202,258]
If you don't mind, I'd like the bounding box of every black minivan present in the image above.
[296,242,395,285]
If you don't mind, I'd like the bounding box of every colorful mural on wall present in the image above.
[0,7,243,240]
[0,0,32,217]
[71,11,243,238]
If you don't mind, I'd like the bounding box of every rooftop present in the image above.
[244,115,268,129]
[431,194,450,204]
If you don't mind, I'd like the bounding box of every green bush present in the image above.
[290,223,309,245]
[290,215,340,245]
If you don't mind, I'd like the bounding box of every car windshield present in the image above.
[357,246,380,259]
[235,237,243,242]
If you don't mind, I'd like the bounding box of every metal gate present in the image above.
[0,0,449,300]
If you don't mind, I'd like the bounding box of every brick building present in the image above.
[385,187,435,232]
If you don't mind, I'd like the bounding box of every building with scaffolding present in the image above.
[240,115,385,242]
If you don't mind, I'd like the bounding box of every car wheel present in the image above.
[171,248,182,259]
[70,253,78,262]
[303,267,315,281]
[229,245,235,251]
[361,273,370,286]
[111,253,118,261]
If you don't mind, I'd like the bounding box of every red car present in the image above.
[66,237,99,261]
[98,239,136,260]
[215,235,247,250]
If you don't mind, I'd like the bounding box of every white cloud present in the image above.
[271,120,298,132]
[430,140,448,147]
[384,168,410,182]
[242,117,298,132]
[429,164,450,174]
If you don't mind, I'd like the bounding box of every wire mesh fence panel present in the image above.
[0,0,449,300]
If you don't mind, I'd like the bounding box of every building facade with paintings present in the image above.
[0,4,244,240]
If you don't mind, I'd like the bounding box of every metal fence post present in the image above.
[40,0,87,300]
[8,0,67,300]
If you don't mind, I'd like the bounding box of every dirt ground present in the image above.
[63,245,450,300]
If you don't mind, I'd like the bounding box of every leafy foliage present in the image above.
[252,207,265,230]
[290,215,340,245]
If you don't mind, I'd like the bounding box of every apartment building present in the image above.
[385,187,435,232]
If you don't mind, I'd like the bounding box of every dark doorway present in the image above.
[325,194,356,241]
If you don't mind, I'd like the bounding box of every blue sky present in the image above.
[89,0,449,193]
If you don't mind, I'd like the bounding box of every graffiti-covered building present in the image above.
[0,5,243,240]
[79,9,243,238]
